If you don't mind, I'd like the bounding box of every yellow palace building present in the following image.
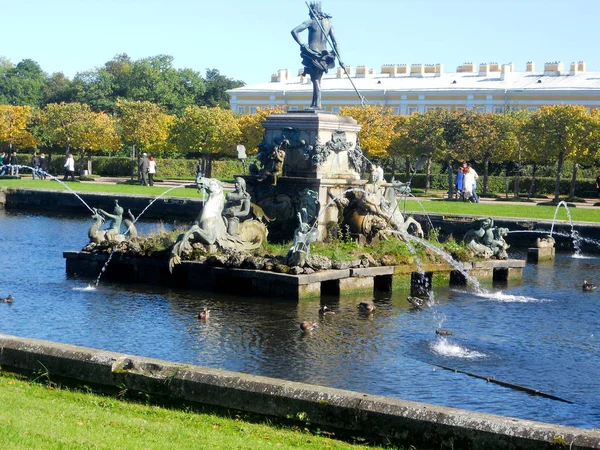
[227,61,600,114]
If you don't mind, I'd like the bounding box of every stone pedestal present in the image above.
[527,247,555,262]
[244,111,367,241]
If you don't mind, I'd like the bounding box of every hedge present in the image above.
[391,173,598,197]
[40,155,244,181]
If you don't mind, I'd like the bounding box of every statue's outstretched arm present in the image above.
[98,210,118,221]
[329,26,343,65]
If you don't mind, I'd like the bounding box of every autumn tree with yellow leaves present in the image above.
[0,105,37,153]
[237,106,285,155]
[170,106,241,176]
[340,104,400,159]
[115,99,173,180]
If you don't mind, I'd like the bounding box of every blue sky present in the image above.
[2,0,600,85]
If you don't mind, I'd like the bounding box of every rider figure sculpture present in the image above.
[291,2,342,110]
[98,199,124,239]
[222,177,251,235]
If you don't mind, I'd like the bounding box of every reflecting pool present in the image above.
[0,211,598,428]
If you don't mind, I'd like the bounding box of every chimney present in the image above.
[489,62,500,72]
[578,61,586,72]
[457,62,475,73]
[381,64,399,77]
[410,63,425,77]
[526,61,535,72]
[435,63,443,77]
[478,63,490,76]
[337,66,354,78]
[543,61,564,76]
[570,62,579,76]
[500,63,513,81]
[356,66,371,78]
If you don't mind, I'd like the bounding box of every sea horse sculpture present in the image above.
[88,200,137,244]
[341,184,424,241]
[462,217,509,259]
[169,177,268,272]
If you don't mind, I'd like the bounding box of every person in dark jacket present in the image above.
[39,153,48,179]
[31,152,41,179]
[138,152,149,186]
[10,151,18,176]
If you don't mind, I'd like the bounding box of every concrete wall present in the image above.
[1,334,599,450]
[0,187,200,221]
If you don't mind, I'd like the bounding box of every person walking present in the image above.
[0,152,6,176]
[148,155,157,186]
[31,152,41,180]
[596,173,600,198]
[467,163,480,203]
[138,152,149,186]
[455,166,464,199]
[10,151,19,176]
[63,153,75,181]
[39,153,48,179]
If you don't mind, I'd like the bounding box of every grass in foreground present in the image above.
[0,373,401,450]
[402,199,600,223]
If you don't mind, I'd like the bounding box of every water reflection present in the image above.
[0,211,598,429]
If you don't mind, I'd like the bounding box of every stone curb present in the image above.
[1,334,599,450]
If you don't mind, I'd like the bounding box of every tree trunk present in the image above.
[553,153,565,202]
[425,157,431,193]
[87,150,92,176]
[513,165,521,198]
[483,156,489,194]
[405,156,410,179]
[65,142,70,156]
[447,160,454,199]
[528,164,537,199]
[130,143,136,181]
[390,157,396,181]
[568,162,579,200]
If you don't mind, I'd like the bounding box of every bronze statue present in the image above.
[222,177,252,235]
[88,200,138,244]
[291,2,342,110]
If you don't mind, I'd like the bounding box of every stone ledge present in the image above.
[1,333,598,450]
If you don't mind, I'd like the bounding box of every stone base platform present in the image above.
[65,252,526,300]
[527,247,556,263]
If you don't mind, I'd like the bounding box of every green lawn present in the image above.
[0,373,397,450]
[401,199,600,223]
[0,178,209,199]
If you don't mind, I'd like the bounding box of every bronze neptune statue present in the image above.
[291,2,342,110]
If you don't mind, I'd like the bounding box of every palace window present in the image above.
[237,106,245,114]
[249,106,257,114]
[331,106,340,114]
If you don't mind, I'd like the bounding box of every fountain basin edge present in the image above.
[64,251,525,299]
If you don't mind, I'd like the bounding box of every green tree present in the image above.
[523,105,590,201]
[398,109,450,193]
[170,106,241,176]
[41,102,92,155]
[202,69,244,108]
[43,72,74,105]
[0,59,46,107]
[116,99,173,179]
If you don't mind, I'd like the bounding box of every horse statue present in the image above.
[169,177,268,272]
[463,217,509,259]
[341,184,424,241]
[88,203,137,244]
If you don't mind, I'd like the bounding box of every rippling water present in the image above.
[0,210,598,429]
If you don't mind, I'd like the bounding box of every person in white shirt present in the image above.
[462,163,479,202]
[467,163,480,202]
[148,155,157,186]
[371,164,384,183]
[63,153,75,181]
